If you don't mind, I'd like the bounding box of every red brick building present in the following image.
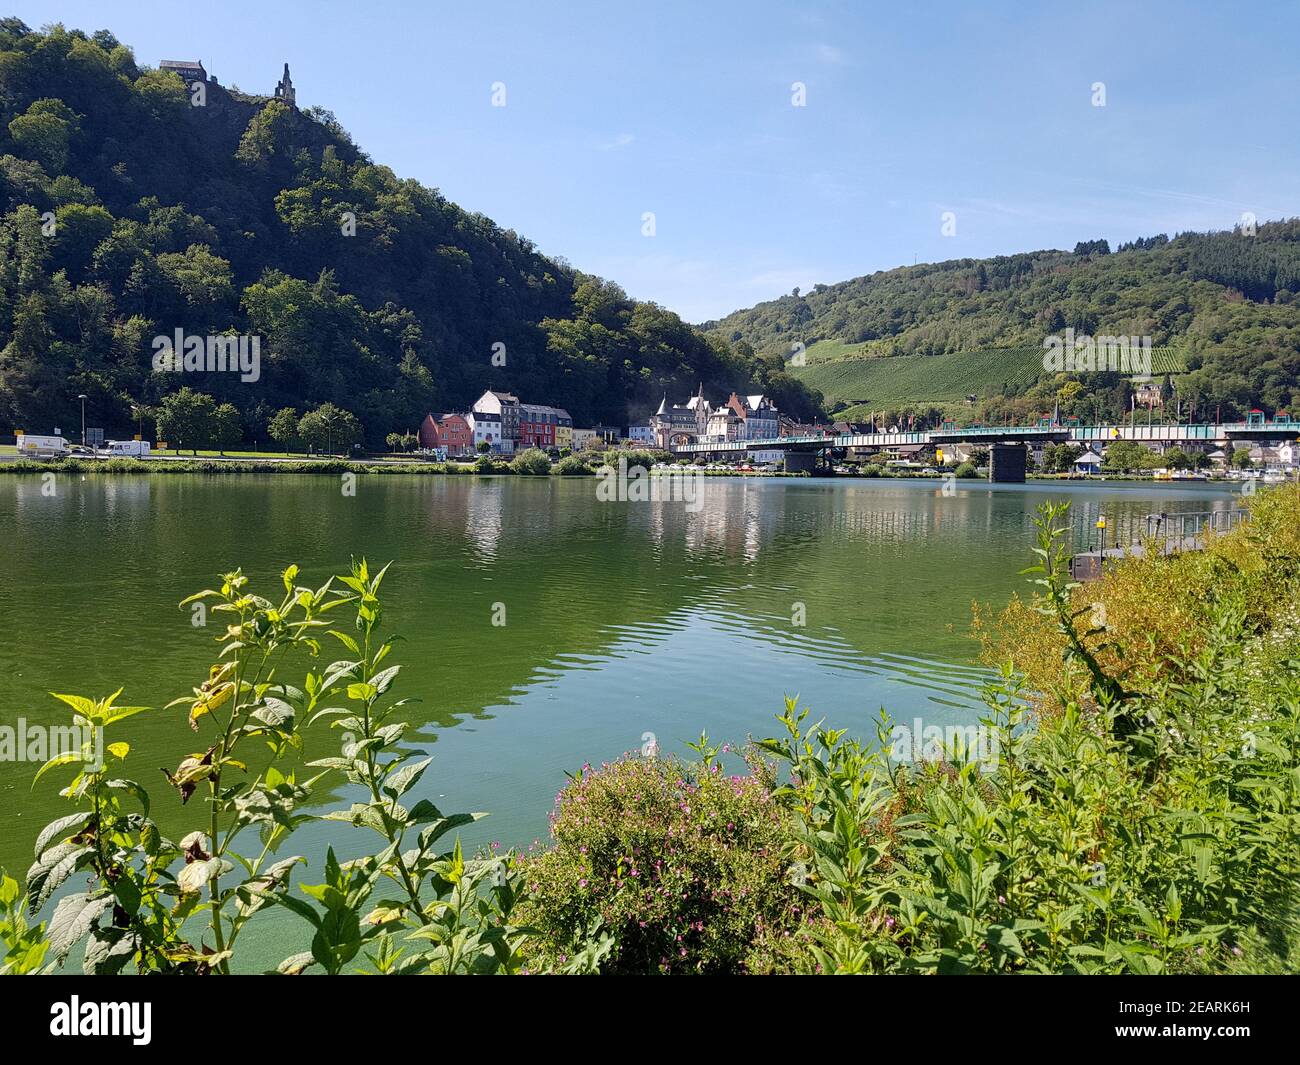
[418,413,474,456]
[519,403,562,449]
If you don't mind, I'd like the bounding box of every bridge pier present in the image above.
[988,443,1027,484]
[783,451,818,474]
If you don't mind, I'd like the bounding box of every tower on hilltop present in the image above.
[274,63,296,107]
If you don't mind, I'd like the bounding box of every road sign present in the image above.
[87,427,104,447]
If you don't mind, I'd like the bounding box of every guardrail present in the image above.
[1071,508,1248,553]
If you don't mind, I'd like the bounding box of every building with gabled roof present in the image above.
[160,59,208,84]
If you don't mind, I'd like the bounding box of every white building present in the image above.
[726,393,779,441]
[706,405,743,442]
[466,410,511,454]
[472,390,521,447]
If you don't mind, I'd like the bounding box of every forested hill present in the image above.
[704,224,1300,420]
[0,21,820,447]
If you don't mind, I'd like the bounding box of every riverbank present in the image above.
[0,454,1274,487]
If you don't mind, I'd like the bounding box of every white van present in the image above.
[16,433,69,459]
[106,440,151,457]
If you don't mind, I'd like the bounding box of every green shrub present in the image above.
[509,448,551,476]
[19,561,521,974]
[754,500,1300,974]
[953,461,978,478]
[552,454,592,476]
[594,448,659,471]
[515,754,805,974]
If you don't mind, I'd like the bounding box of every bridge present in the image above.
[669,417,1300,482]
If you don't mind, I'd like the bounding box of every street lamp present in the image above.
[78,394,87,450]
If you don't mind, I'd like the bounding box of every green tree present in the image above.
[1232,447,1254,469]
[267,407,300,452]
[298,402,362,455]
[211,402,243,455]
[1042,442,1083,473]
[156,245,235,316]
[156,387,216,455]
[52,203,113,280]
[235,99,293,170]
[1101,440,1151,472]
[7,98,80,171]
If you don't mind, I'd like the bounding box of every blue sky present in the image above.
[17,1,1300,321]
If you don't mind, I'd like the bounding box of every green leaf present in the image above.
[371,665,400,694]
[46,892,113,963]
[48,692,96,721]
[33,812,92,857]
[329,631,360,654]
[103,778,150,816]
[27,841,92,912]
[83,927,136,975]
[31,750,83,788]
[383,757,430,801]
[99,703,151,727]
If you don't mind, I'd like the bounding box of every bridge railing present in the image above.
[667,419,1300,454]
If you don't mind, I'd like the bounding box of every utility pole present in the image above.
[78,394,87,449]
